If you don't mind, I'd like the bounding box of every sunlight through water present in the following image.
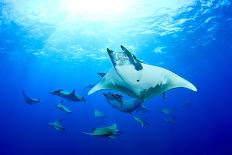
[59,0,129,21]
[3,0,229,62]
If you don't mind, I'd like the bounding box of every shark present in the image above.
[93,110,107,118]
[50,89,85,102]
[56,100,72,113]
[133,116,149,127]
[83,124,120,139]
[48,120,66,131]
[88,45,197,102]
[22,90,40,105]
[103,92,147,113]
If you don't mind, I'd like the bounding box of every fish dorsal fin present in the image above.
[60,99,64,104]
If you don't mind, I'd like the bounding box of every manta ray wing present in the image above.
[115,63,197,101]
[88,68,139,99]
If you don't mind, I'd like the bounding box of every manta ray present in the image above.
[133,116,149,127]
[93,110,107,118]
[88,45,197,102]
[22,91,40,105]
[56,100,72,113]
[50,89,85,102]
[103,92,147,113]
[48,119,66,131]
[83,124,120,139]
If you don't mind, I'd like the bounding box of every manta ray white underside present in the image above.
[88,62,197,102]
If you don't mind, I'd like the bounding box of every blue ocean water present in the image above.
[0,0,232,155]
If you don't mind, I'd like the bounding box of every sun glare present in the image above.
[59,0,129,20]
